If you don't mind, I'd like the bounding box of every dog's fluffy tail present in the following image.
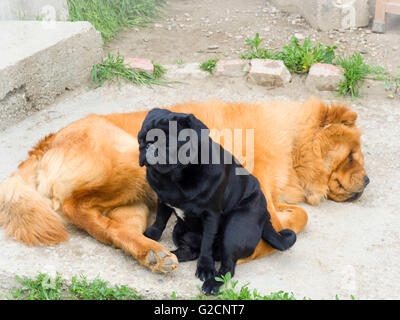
[262,220,296,251]
[0,156,68,246]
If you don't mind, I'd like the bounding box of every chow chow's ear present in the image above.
[321,104,358,128]
[340,110,357,127]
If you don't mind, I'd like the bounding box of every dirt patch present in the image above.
[106,0,400,73]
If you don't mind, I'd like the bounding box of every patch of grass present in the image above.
[278,37,336,73]
[193,272,296,300]
[153,62,167,79]
[215,272,296,300]
[67,0,166,41]
[90,52,168,88]
[370,65,400,98]
[68,275,141,300]
[174,59,185,65]
[241,34,337,74]
[9,274,66,300]
[8,272,357,300]
[335,52,379,98]
[200,58,219,75]
[9,274,141,300]
[241,33,278,60]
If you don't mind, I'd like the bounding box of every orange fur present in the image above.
[0,98,367,270]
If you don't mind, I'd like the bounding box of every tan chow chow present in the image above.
[0,98,369,272]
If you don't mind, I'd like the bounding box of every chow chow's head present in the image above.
[319,104,369,203]
[138,108,208,175]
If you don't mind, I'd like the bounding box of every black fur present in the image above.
[138,108,296,295]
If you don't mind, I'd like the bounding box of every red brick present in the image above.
[125,58,154,74]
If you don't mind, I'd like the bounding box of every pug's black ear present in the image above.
[187,114,209,136]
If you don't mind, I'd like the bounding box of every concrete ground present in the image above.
[0,76,399,300]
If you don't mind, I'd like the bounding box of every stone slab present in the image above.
[270,0,370,31]
[0,21,103,124]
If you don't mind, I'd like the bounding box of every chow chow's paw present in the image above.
[146,249,179,273]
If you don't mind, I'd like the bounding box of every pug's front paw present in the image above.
[195,256,216,281]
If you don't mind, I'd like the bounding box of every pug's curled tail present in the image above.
[262,220,296,251]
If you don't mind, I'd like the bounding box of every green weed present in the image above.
[370,65,400,98]
[278,37,336,73]
[152,63,167,79]
[7,272,358,300]
[335,52,378,98]
[193,272,296,300]
[241,33,277,60]
[68,275,141,300]
[242,34,336,74]
[200,59,219,75]
[67,0,165,41]
[9,273,66,300]
[9,273,141,300]
[90,52,168,88]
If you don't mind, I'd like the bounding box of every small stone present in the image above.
[306,63,345,92]
[249,59,291,87]
[214,59,250,77]
[207,45,219,50]
[124,58,154,74]
[164,63,209,80]
[294,33,305,40]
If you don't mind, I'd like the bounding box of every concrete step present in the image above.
[0,21,103,130]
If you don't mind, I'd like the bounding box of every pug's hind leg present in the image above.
[172,221,201,262]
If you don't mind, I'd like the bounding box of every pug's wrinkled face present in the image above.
[138,108,208,175]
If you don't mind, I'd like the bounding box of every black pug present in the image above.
[138,108,296,295]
